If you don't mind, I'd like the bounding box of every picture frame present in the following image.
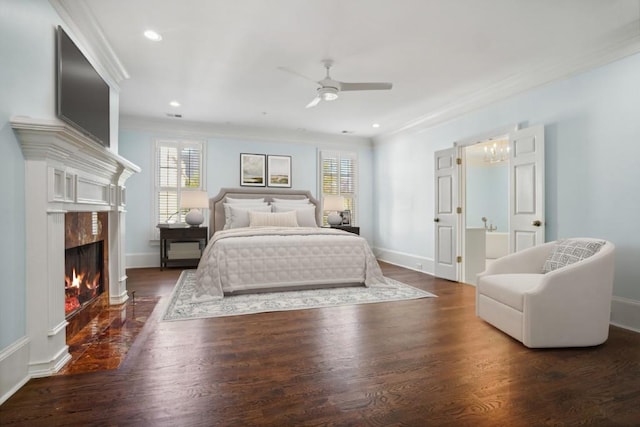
[341,209,351,226]
[267,155,292,188]
[240,153,266,187]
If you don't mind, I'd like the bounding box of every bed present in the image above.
[192,188,386,300]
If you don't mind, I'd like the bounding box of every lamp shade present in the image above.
[180,190,209,209]
[323,195,344,212]
[181,190,209,226]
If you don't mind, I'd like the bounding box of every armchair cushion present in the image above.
[542,239,605,273]
[479,274,543,311]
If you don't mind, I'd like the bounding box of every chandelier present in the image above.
[484,140,510,163]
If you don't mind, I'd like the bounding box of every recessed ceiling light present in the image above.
[169,100,181,107]
[372,123,381,128]
[144,30,162,41]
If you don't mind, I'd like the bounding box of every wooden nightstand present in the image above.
[158,225,208,270]
[330,225,360,235]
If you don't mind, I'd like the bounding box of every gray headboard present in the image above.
[209,187,321,236]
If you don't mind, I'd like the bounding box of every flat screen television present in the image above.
[56,26,110,147]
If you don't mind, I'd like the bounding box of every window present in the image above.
[153,139,205,238]
[319,150,357,225]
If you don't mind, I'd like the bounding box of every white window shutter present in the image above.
[153,140,205,239]
[320,150,358,226]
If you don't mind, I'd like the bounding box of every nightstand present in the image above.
[330,225,360,235]
[158,225,208,270]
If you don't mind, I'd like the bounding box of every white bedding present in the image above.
[193,227,386,301]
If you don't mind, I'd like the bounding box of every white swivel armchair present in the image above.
[476,238,615,348]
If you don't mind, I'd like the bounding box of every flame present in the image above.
[65,268,87,290]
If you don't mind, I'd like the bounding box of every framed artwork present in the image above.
[267,155,292,188]
[341,210,351,226]
[240,153,266,186]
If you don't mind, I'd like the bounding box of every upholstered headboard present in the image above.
[209,187,321,236]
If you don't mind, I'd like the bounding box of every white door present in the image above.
[509,125,545,252]
[434,147,459,281]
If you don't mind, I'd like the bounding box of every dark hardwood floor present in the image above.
[2,263,640,426]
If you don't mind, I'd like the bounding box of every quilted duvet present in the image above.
[193,227,387,301]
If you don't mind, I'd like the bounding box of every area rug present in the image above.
[162,270,436,321]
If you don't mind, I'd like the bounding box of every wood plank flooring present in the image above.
[2,263,640,426]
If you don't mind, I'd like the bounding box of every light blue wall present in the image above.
[119,128,374,263]
[466,163,508,231]
[0,0,63,348]
[373,51,640,301]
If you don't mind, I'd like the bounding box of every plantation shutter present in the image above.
[320,150,357,225]
[154,140,205,238]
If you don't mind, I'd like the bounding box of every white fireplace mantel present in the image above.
[11,116,140,378]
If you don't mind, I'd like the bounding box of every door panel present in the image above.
[509,125,545,253]
[434,147,458,281]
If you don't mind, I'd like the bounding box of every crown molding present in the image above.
[49,0,129,87]
[377,19,640,142]
[119,115,373,149]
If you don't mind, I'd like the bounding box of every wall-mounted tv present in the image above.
[56,26,110,147]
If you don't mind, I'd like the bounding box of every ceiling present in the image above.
[56,0,640,139]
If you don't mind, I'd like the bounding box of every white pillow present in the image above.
[225,196,265,203]
[271,197,309,204]
[223,202,268,229]
[272,204,318,227]
[249,210,299,227]
[225,204,272,229]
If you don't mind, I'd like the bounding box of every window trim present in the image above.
[318,149,358,226]
[151,138,206,240]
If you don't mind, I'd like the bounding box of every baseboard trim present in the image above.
[373,247,434,275]
[0,336,30,405]
[610,296,640,333]
[126,252,159,269]
[28,345,71,379]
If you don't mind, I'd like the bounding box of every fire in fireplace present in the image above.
[65,241,104,317]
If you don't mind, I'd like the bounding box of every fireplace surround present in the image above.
[12,116,140,377]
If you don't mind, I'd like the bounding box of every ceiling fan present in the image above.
[280,59,393,108]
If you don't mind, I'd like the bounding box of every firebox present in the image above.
[65,241,105,318]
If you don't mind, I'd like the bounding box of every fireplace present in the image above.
[65,241,104,317]
[12,116,140,378]
[64,211,110,338]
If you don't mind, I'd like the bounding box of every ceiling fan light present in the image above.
[318,87,339,101]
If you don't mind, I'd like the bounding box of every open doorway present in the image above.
[462,137,510,282]
[433,124,545,285]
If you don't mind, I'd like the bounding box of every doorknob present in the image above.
[532,220,542,227]
[434,218,440,222]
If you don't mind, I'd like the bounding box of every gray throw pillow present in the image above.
[542,239,605,273]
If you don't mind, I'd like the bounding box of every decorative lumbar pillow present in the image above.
[249,210,299,227]
[223,202,268,229]
[272,204,317,227]
[225,204,272,229]
[271,197,310,204]
[542,239,606,273]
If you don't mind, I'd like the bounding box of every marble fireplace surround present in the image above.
[11,116,140,377]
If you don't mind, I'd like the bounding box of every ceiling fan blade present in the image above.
[305,96,321,108]
[277,66,319,85]
[339,82,393,91]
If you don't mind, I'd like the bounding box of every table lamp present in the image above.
[324,195,345,226]
[180,190,209,226]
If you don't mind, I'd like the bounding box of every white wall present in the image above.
[0,0,61,404]
[373,51,640,330]
[118,121,375,268]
